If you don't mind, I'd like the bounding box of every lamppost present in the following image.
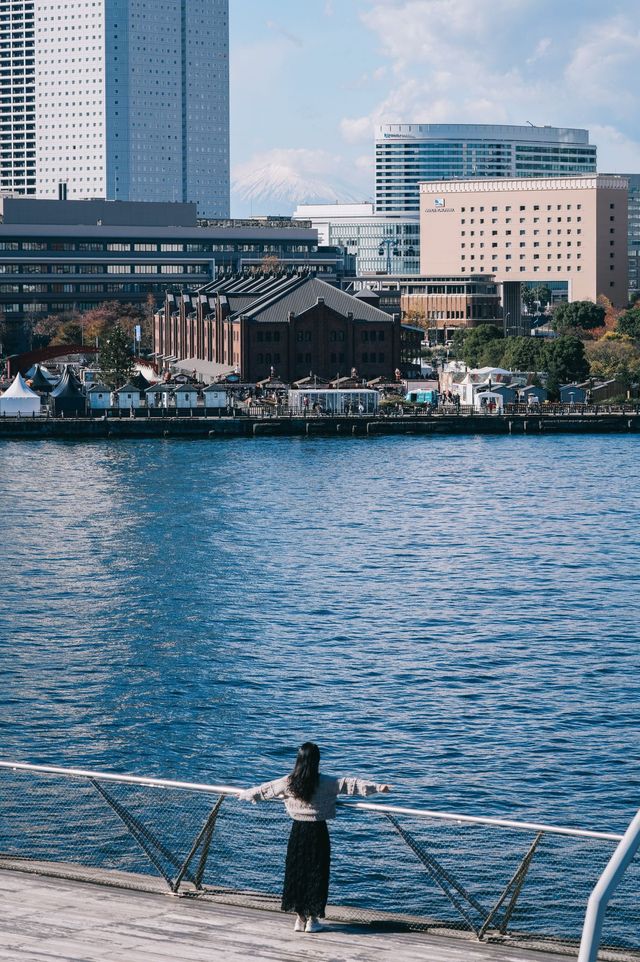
[377,236,416,275]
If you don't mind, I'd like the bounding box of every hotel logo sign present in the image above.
[425,196,454,213]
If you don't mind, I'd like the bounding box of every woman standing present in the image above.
[238,742,390,933]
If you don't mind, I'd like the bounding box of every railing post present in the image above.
[578,808,640,962]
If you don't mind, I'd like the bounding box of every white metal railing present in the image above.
[1,759,638,955]
[0,760,624,843]
[578,809,640,962]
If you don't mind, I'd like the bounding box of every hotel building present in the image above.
[420,176,629,331]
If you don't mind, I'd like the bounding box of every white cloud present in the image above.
[526,37,551,65]
[590,126,640,173]
[339,0,640,175]
[565,16,640,118]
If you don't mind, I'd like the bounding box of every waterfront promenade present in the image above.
[0,869,581,962]
[0,410,639,440]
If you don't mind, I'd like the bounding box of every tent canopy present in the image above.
[2,372,40,399]
[0,373,41,415]
[51,371,85,399]
[29,365,56,393]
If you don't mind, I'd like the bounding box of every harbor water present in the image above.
[1,434,639,942]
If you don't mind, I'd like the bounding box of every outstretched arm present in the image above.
[237,775,289,804]
[336,777,391,797]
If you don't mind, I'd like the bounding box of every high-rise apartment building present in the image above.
[0,1,36,196]
[0,0,230,217]
[376,124,597,214]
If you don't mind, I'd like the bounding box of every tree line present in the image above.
[450,299,640,398]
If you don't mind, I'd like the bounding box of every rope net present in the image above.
[0,769,638,960]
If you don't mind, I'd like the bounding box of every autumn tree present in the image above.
[50,313,83,346]
[403,306,428,330]
[33,312,68,344]
[597,295,624,333]
[585,334,640,386]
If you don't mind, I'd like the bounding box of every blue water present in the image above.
[1,435,639,942]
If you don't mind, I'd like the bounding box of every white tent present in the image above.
[0,373,42,416]
[474,390,504,414]
[473,391,504,414]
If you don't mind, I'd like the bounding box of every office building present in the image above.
[345,274,501,337]
[419,176,629,332]
[0,0,230,217]
[376,124,597,214]
[294,203,420,275]
[0,199,342,353]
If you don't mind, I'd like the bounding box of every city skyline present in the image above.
[230,0,640,216]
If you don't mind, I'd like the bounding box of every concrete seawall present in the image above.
[0,413,639,441]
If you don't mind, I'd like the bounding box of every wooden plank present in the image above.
[0,869,579,962]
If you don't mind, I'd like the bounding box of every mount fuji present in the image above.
[232,148,366,213]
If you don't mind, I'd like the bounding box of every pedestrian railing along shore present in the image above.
[0,761,638,960]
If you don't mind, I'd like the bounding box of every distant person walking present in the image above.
[239,742,390,934]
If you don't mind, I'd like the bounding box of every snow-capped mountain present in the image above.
[232,148,364,212]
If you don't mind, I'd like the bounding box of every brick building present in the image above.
[155,273,421,382]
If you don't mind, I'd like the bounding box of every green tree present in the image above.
[521,287,536,314]
[552,300,605,335]
[616,307,640,340]
[531,285,552,310]
[543,335,589,395]
[500,336,546,372]
[522,284,551,314]
[456,324,504,368]
[98,324,134,388]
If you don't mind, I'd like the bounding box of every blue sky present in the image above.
[229,0,640,216]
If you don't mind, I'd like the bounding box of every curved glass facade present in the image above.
[376,124,597,214]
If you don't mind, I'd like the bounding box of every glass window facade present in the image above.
[375,124,597,214]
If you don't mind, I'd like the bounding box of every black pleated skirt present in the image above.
[281,820,331,918]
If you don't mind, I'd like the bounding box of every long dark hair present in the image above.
[288,742,320,802]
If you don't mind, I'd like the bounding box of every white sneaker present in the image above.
[294,915,306,932]
[305,917,322,933]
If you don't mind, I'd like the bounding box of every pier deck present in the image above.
[0,869,572,962]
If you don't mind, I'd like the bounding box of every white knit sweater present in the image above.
[238,772,386,821]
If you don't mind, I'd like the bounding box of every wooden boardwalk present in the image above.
[0,868,574,962]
